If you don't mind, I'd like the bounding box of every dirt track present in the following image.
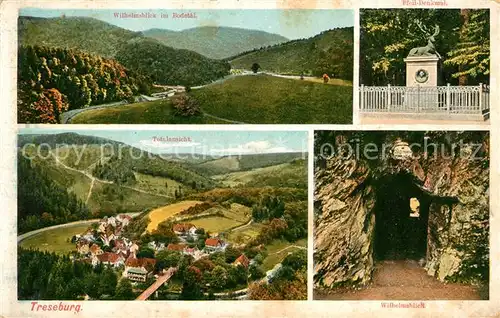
[315,260,483,300]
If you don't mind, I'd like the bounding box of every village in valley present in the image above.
[17,130,308,301]
[72,212,270,297]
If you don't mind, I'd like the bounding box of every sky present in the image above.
[18,129,308,156]
[20,8,354,40]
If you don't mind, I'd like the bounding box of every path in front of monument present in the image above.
[314,260,485,300]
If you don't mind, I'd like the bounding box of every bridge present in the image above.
[136,267,178,300]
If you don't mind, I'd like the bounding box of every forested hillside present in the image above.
[18,45,148,123]
[143,26,288,59]
[230,27,353,80]
[19,16,141,58]
[91,146,218,189]
[18,132,121,148]
[114,38,230,86]
[360,9,489,85]
[19,16,231,86]
[18,155,91,233]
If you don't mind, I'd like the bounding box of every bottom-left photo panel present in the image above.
[16,128,309,301]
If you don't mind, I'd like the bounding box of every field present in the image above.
[223,203,252,223]
[87,181,170,215]
[70,99,226,124]
[71,75,352,125]
[189,75,352,124]
[196,156,241,175]
[133,172,183,197]
[146,200,203,232]
[190,216,243,233]
[19,224,91,254]
[226,222,265,244]
[261,239,308,271]
[213,161,307,188]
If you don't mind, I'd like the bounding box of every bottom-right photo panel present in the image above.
[313,130,489,301]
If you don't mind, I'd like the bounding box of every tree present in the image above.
[444,9,490,84]
[98,268,118,298]
[115,278,134,300]
[360,9,463,85]
[249,264,265,280]
[224,246,241,263]
[180,266,204,300]
[137,247,155,259]
[251,63,261,73]
[282,250,307,271]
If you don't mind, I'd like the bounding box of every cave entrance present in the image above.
[373,172,430,261]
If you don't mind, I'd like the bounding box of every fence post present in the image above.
[417,85,420,113]
[478,83,483,113]
[360,84,364,111]
[446,83,450,113]
[387,84,391,111]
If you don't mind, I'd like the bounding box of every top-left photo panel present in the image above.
[17,8,354,125]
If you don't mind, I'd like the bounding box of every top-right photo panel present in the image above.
[359,9,490,125]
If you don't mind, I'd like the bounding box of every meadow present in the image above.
[19,224,92,254]
[189,75,352,124]
[70,75,352,124]
[261,239,308,271]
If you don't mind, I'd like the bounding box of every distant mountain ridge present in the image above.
[18,132,122,147]
[142,26,289,59]
[18,16,231,87]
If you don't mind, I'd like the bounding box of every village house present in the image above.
[89,243,103,256]
[92,252,125,268]
[266,263,283,283]
[183,246,207,261]
[204,238,226,252]
[233,254,250,269]
[173,223,197,236]
[123,256,157,282]
[116,214,132,227]
[166,243,187,252]
[75,239,91,255]
[148,241,166,252]
[129,242,140,255]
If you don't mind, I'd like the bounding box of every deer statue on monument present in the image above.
[408,20,441,59]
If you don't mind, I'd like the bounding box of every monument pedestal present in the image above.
[404,55,441,111]
[404,55,440,87]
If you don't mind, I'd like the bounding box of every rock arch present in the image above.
[313,136,489,289]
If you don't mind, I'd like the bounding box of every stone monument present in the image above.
[404,21,442,87]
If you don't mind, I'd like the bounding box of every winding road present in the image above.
[17,211,141,244]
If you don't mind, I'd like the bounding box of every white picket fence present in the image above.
[359,84,490,114]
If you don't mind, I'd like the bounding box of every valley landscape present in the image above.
[17,9,354,124]
[17,130,308,300]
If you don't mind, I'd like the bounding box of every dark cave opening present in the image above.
[373,172,431,261]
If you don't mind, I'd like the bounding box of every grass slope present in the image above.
[190,216,243,233]
[213,160,307,189]
[190,75,352,124]
[70,99,226,124]
[19,224,91,254]
[143,26,288,59]
[261,239,307,271]
[230,27,353,79]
